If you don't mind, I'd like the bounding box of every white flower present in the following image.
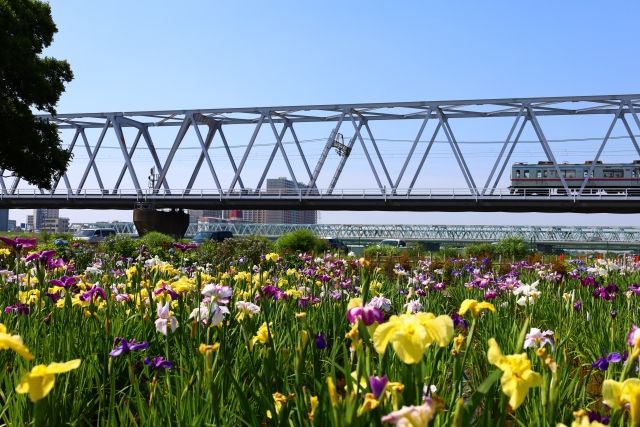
[404,299,423,314]
[201,283,233,304]
[523,328,554,350]
[368,296,392,313]
[189,306,210,325]
[210,304,230,326]
[513,281,541,306]
[155,302,178,335]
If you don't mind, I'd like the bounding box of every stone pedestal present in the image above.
[133,208,189,239]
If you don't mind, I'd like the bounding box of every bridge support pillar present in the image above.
[133,208,189,239]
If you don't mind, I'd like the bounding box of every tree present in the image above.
[0,0,73,190]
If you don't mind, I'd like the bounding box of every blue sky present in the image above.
[12,1,640,226]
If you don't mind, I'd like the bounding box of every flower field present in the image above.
[0,235,639,426]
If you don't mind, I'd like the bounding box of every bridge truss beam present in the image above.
[0,94,637,211]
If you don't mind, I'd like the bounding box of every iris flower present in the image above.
[250,322,271,350]
[155,302,178,335]
[16,359,81,402]
[381,398,439,426]
[487,338,541,410]
[0,236,37,251]
[602,378,640,425]
[459,299,496,317]
[109,337,149,357]
[144,356,173,370]
[369,375,388,398]
[373,313,453,364]
[25,250,56,264]
[0,323,34,360]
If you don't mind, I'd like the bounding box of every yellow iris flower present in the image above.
[459,299,496,317]
[0,323,34,360]
[16,359,81,402]
[602,378,640,426]
[249,322,271,350]
[373,313,453,364]
[487,338,541,410]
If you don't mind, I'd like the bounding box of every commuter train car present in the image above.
[510,161,640,195]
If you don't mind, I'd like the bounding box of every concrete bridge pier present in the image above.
[133,207,189,239]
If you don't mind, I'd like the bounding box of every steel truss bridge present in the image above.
[4,94,640,212]
[70,222,640,247]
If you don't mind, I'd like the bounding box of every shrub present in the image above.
[275,229,326,254]
[494,236,529,260]
[196,235,274,268]
[140,231,174,256]
[363,244,400,258]
[99,235,140,259]
[464,242,496,259]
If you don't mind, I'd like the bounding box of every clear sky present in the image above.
[11,1,640,227]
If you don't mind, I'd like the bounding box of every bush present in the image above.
[464,242,496,259]
[99,235,140,259]
[275,229,326,254]
[363,244,400,258]
[494,236,529,260]
[196,235,274,268]
[140,231,174,256]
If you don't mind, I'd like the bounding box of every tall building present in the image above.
[33,209,59,231]
[0,209,8,232]
[188,209,224,223]
[241,178,317,224]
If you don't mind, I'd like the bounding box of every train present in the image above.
[510,160,640,195]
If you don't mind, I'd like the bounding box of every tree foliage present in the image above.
[494,236,529,259]
[275,229,328,254]
[0,0,73,189]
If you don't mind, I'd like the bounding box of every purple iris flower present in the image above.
[628,283,640,296]
[173,242,198,252]
[581,276,598,287]
[262,285,287,300]
[80,285,107,302]
[25,249,56,264]
[109,337,150,357]
[347,305,384,326]
[591,352,624,371]
[50,275,77,288]
[144,356,173,370]
[573,299,582,311]
[369,375,388,398]
[0,236,37,251]
[315,333,327,350]
[484,290,499,300]
[45,292,62,303]
[47,257,67,270]
[4,303,30,315]
[587,411,609,425]
[153,283,179,300]
[450,312,468,331]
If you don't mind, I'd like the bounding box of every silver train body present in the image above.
[510,161,640,195]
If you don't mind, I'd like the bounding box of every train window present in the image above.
[543,170,548,177]
[515,170,520,178]
[603,169,623,178]
[536,171,542,178]
[583,170,588,178]
[563,170,576,178]
[633,169,640,178]
[523,170,530,178]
